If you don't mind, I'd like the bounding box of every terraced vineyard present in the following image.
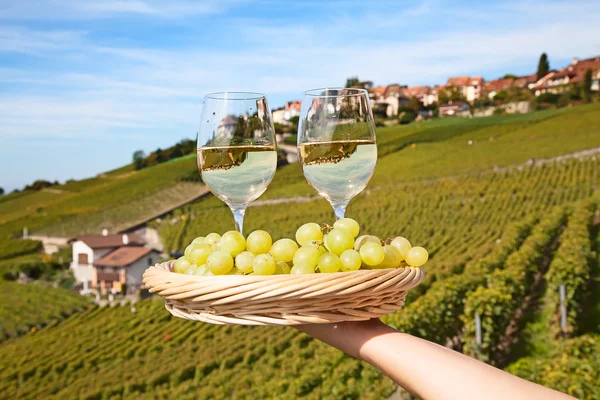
[1,104,600,399]
[0,155,203,238]
[0,282,91,341]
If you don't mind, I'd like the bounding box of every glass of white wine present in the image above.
[197,92,277,234]
[297,88,377,220]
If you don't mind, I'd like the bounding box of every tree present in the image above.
[155,148,166,163]
[407,97,423,112]
[288,116,300,126]
[0,187,4,195]
[582,68,593,103]
[536,53,550,80]
[23,180,56,191]
[345,77,360,88]
[170,144,183,158]
[438,86,466,104]
[133,150,147,170]
[502,74,518,79]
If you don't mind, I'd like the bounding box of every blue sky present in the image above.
[1,0,599,192]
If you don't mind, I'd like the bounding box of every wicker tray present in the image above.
[142,260,425,326]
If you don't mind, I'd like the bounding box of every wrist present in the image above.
[359,324,408,365]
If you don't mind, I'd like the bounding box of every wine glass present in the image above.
[297,88,377,220]
[197,92,277,234]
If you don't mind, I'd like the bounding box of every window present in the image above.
[78,253,89,264]
[148,257,153,266]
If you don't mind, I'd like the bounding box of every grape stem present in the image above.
[321,223,333,233]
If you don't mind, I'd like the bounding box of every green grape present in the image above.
[191,236,206,246]
[205,233,222,245]
[359,243,385,266]
[390,237,412,260]
[323,234,331,251]
[206,250,234,275]
[252,254,277,275]
[220,231,246,257]
[184,265,198,275]
[212,242,221,251]
[270,238,298,262]
[203,269,215,276]
[184,244,195,261]
[291,263,315,274]
[227,268,243,275]
[354,235,381,251]
[274,261,291,275]
[292,246,320,267]
[372,245,399,269]
[188,244,212,266]
[305,240,327,256]
[296,223,323,246]
[317,252,342,273]
[327,228,354,255]
[387,245,402,267]
[173,257,192,274]
[333,218,360,237]
[316,244,327,256]
[193,265,207,276]
[340,249,361,272]
[235,251,255,273]
[246,230,272,254]
[405,246,429,267]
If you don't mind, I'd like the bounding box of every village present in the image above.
[272,55,600,124]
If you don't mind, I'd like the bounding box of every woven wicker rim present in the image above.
[143,260,425,326]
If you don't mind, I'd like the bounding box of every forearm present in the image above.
[361,326,573,400]
[297,320,575,400]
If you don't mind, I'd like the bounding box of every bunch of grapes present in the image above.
[172,218,428,276]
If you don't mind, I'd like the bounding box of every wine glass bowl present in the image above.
[297,88,377,219]
[197,92,277,233]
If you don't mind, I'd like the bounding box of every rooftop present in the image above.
[94,247,156,268]
[73,234,145,249]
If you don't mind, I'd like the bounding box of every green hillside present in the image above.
[0,154,204,238]
[1,104,600,399]
[0,281,91,341]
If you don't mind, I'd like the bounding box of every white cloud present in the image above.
[0,26,85,54]
[1,1,600,142]
[0,0,241,20]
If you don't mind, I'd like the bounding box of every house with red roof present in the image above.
[404,86,437,106]
[533,56,600,96]
[369,84,409,117]
[70,233,160,294]
[370,86,387,101]
[445,76,484,101]
[483,78,515,99]
[513,74,538,90]
[273,100,302,124]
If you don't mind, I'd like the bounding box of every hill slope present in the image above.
[0,154,204,238]
[1,104,600,399]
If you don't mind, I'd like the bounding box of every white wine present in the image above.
[299,140,377,203]
[198,145,277,207]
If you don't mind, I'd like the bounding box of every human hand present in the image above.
[294,318,395,361]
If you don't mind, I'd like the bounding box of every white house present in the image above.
[445,76,484,102]
[216,115,237,139]
[273,101,302,124]
[93,246,160,294]
[272,109,287,124]
[70,233,159,294]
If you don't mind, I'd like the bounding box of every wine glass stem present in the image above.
[331,201,348,220]
[230,206,247,234]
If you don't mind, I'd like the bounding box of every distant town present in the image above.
[273,54,600,124]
